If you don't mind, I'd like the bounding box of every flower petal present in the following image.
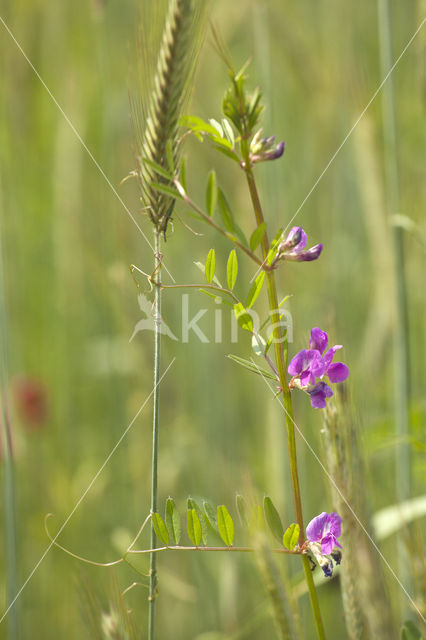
[309,381,333,409]
[309,328,328,354]
[321,533,336,555]
[288,349,316,376]
[298,243,323,262]
[328,512,342,538]
[306,512,328,542]
[286,226,307,251]
[323,345,342,368]
[327,362,349,383]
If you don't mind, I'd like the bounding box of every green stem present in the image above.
[378,0,411,605]
[148,231,162,640]
[244,166,326,640]
[0,216,19,640]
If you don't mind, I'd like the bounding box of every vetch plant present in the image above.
[50,17,355,640]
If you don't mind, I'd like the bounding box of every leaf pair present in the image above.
[152,499,235,548]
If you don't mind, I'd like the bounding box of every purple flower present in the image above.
[250,135,285,164]
[277,227,322,263]
[288,327,349,408]
[306,512,342,555]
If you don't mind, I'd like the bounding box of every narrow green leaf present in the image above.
[249,223,267,252]
[187,508,202,546]
[227,354,278,381]
[209,118,223,137]
[141,157,173,181]
[217,188,234,233]
[213,144,240,163]
[283,523,300,550]
[236,495,248,526]
[221,118,235,147]
[203,501,218,530]
[151,182,182,200]
[206,171,217,216]
[180,157,187,192]
[263,497,284,543]
[265,332,274,355]
[188,498,207,545]
[246,271,265,309]
[180,115,221,138]
[278,295,291,308]
[233,303,253,332]
[165,498,181,546]
[193,261,222,288]
[152,512,169,546]
[217,505,234,546]
[205,249,216,284]
[227,250,238,290]
[251,333,266,357]
[401,621,423,640]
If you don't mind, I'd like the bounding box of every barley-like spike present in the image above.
[323,391,398,640]
[136,0,204,236]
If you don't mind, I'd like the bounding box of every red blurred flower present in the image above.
[13,376,48,429]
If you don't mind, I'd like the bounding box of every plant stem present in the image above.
[0,217,19,640]
[378,0,411,605]
[244,165,326,640]
[148,231,162,640]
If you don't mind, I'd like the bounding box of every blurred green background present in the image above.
[0,0,425,638]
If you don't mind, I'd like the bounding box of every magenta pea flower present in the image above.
[277,227,322,263]
[306,512,342,555]
[288,328,349,408]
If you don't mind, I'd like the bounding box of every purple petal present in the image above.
[327,362,349,383]
[288,349,315,376]
[328,512,342,538]
[286,226,307,251]
[306,512,328,542]
[269,141,285,160]
[310,352,327,378]
[321,533,336,555]
[309,382,333,409]
[323,345,342,368]
[310,391,327,409]
[309,328,328,354]
[300,369,315,387]
[298,243,323,262]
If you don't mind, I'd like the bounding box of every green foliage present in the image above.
[206,170,217,216]
[227,354,277,381]
[187,498,208,545]
[217,189,247,245]
[283,524,300,551]
[165,498,181,546]
[205,249,216,283]
[251,333,266,357]
[400,621,423,640]
[203,501,218,530]
[233,303,253,332]
[250,223,267,251]
[152,513,169,546]
[217,505,234,546]
[226,249,238,290]
[263,497,284,544]
[187,509,202,546]
[245,271,265,309]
